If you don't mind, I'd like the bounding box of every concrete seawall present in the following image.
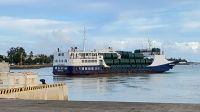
[0,100,199,112]
[10,64,52,69]
[0,83,68,100]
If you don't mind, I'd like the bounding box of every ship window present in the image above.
[85,67,88,70]
[85,60,88,63]
[55,60,58,62]
[82,60,84,63]
[82,67,84,70]
[55,67,57,70]
[91,67,94,70]
[65,59,67,62]
[58,53,61,56]
[64,67,67,70]
[61,60,63,62]
[62,53,64,56]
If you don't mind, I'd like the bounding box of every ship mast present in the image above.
[148,39,152,50]
[83,26,86,51]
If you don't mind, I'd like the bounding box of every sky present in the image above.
[0,0,200,61]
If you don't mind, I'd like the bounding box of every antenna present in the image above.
[148,39,152,49]
[83,26,86,51]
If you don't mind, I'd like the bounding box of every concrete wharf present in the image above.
[0,100,199,112]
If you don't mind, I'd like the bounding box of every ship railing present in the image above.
[70,56,97,59]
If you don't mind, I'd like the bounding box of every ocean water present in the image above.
[11,65,200,103]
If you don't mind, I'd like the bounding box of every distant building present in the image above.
[25,54,41,60]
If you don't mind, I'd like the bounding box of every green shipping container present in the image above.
[129,59,135,64]
[120,59,130,64]
[140,59,145,64]
[113,59,120,64]
[145,59,153,64]
[105,53,112,59]
[104,59,113,65]
[135,59,141,64]
[134,49,140,53]
[136,65,142,68]
[121,65,131,68]
[134,53,144,59]
[131,65,137,68]
[112,53,118,59]
[152,48,160,52]
[128,54,135,59]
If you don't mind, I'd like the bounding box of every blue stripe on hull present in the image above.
[53,64,174,76]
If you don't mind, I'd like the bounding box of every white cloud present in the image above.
[80,2,111,11]
[0,16,83,54]
[175,42,200,53]
[88,37,162,51]
[0,0,37,5]
[103,15,168,32]
[0,16,81,41]
[180,10,200,32]
[183,21,200,29]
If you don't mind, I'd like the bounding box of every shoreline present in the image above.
[10,64,52,69]
[0,100,199,112]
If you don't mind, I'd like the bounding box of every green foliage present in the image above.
[4,47,52,65]
[7,47,26,65]
[0,55,4,62]
[34,54,52,64]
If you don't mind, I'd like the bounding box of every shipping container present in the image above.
[135,59,141,64]
[104,53,112,59]
[140,59,145,64]
[136,64,142,68]
[128,53,135,59]
[129,59,135,64]
[113,59,120,65]
[131,65,137,68]
[104,59,113,65]
[120,59,130,64]
[134,49,140,53]
[134,53,144,59]
[112,53,118,59]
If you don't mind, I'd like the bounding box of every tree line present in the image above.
[0,47,53,65]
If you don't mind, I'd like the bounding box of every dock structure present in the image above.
[0,83,68,100]
[0,62,68,100]
[0,100,199,112]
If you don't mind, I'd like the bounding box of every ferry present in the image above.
[53,47,178,76]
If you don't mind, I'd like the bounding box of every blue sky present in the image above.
[0,0,200,61]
